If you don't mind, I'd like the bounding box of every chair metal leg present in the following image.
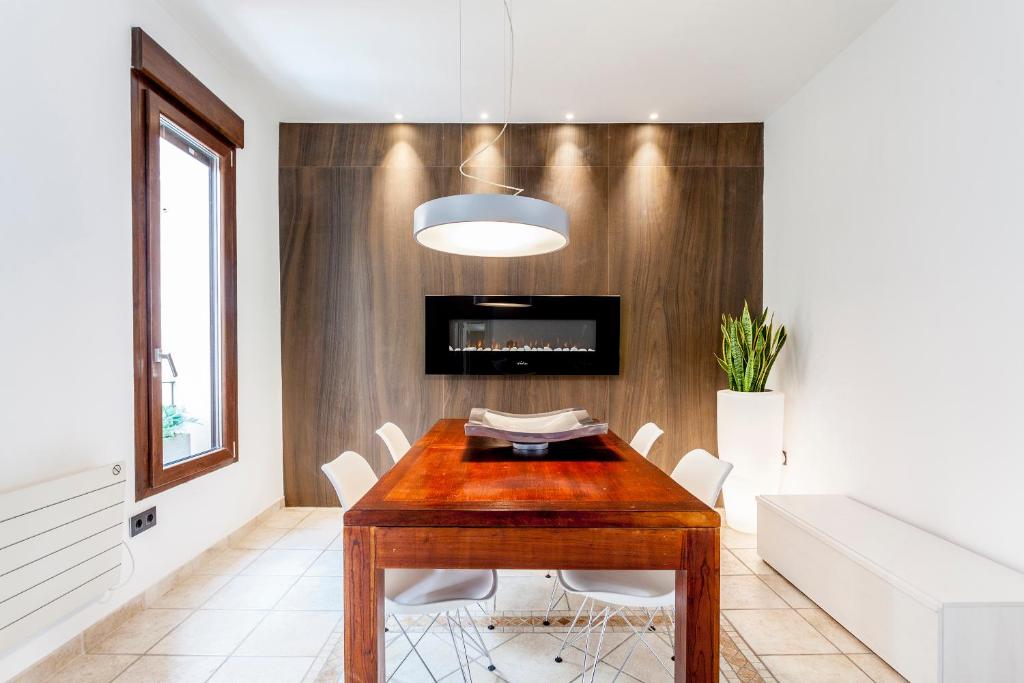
[388,615,443,683]
[581,606,620,683]
[555,595,594,663]
[542,575,558,626]
[608,609,658,683]
[445,610,472,683]
[460,607,497,672]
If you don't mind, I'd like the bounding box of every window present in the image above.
[131,28,244,499]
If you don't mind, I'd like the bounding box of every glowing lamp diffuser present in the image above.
[414,194,568,257]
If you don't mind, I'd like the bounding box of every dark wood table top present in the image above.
[345,418,720,528]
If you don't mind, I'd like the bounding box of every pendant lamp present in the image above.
[412,0,568,257]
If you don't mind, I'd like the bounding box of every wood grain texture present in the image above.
[343,419,720,683]
[608,165,763,468]
[679,527,721,682]
[280,123,762,504]
[375,527,686,568]
[131,28,244,148]
[608,123,761,167]
[132,59,240,500]
[342,525,384,683]
[346,419,719,528]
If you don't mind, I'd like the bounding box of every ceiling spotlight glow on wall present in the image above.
[565,113,575,121]
[480,112,489,120]
[412,0,569,258]
[649,112,659,121]
[394,113,404,120]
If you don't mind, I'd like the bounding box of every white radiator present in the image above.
[0,463,126,652]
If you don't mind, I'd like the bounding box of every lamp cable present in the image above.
[457,0,524,196]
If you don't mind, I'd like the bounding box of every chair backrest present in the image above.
[670,449,734,508]
[629,422,664,458]
[321,451,378,510]
[375,422,412,463]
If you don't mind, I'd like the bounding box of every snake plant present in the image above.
[716,302,787,392]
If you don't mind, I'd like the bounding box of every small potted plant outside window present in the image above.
[162,404,196,465]
[716,302,788,533]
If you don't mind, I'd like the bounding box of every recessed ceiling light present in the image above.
[394,113,404,120]
[649,112,659,121]
[480,112,489,120]
[565,113,575,121]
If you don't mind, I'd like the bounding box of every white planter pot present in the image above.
[717,389,784,533]
[163,432,191,466]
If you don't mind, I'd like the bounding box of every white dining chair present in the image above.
[552,449,733,681]
[541,421,666,627]
[541,420,664,632]
[322,451,498,680]
[629,422,664,459]
[375,422,412,463]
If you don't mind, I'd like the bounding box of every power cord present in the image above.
[98,539,136,603]
[457,0,524,196]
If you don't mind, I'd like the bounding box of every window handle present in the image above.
[154,349,178,378]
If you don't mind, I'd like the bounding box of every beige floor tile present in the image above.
[242,549,321,576]
[233,526,288,550]
[275,576,344,611]
[273,528,339,550]
[261,509,313,529]
[763,654,871,682]
[203,575,297,610]
[150,610,266,656]
[484,633,584,683]
[724,609,839,655]
[798,609,869,653]
[721,575,788,609]
[495,576,579,611]
[295,509,343,530]
[761,573,817,608]
[208,656,315,683]
[847,654,909,682]
[386,627,507,681]
[304,551,343,577]
[92,608,192,654]
[597,631,675,681]
[235,611,341,657]
[192,548,262,576]
[327,535,343,551]
[50,654,138,683]
[721,527,757,549]
[149,574,233,609]
[721,549,751,576]
[731,549,775,575]
[112,655,224,683]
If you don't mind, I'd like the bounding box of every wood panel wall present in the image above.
[279,123,762,506]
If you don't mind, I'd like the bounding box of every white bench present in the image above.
[757,495,1024,682]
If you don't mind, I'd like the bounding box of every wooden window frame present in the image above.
[131,27,244,500]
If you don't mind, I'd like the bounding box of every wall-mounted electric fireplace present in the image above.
[425,295,620,375]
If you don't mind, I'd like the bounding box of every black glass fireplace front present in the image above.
[425,295,620,375]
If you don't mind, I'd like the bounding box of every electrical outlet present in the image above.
[130,507,157,537]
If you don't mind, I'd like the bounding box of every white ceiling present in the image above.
[160,0,896,123]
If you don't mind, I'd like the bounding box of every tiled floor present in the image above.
[48,508,907,683]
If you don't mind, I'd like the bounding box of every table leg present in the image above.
[344,525,385,682]
[676,528,719,682]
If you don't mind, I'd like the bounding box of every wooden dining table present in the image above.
[343,418,721,682]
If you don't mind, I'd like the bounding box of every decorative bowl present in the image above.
[464,408,608,454]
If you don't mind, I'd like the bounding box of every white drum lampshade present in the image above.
[413,194,569,258]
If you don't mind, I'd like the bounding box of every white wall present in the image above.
[765,0,1024,572]
[0,0,283,677]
